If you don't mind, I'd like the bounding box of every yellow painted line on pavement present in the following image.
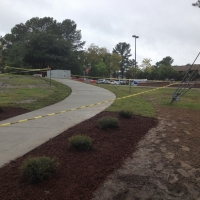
[18,119,28,123]
[1,123,11,127]
[47,113,55,116]
[34,116,43,119]
[60,110,67,113]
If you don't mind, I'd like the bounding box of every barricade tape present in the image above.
[71,75,137,81]
[0,83,175,127]
[71,74,172,82]
[4,66,50,72]
[71,74,117,80]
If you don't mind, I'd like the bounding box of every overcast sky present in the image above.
[1,0,200,66]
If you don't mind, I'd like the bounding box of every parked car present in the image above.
[77,78,85,82]
[104,80,111,84]
[89,79,96,83]
[96,79,105,84]
[119,80,126,85]
[112,80,120,85]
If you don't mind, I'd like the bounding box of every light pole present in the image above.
[108,53,111,78]
[132,35,139,79]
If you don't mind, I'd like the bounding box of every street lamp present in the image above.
[132,35,139,79]
[108,53,111,78]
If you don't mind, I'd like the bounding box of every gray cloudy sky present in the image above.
[1,0,200,66]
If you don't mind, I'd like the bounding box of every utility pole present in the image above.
[132,35,139,79]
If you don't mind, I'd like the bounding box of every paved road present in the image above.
[0,79,115,167]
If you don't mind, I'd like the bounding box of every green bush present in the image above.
[68,134,92,150]
[98,116,119,130]
[20,156,59,184]
[119,110,132,118]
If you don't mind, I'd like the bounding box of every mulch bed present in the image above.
[0,107,30,121]
[0,110,157,200]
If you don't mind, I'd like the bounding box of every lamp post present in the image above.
[108,53,111,78]
[132,35,139,79]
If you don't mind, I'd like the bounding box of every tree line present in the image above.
[0,16,185,80]
[0,17,85,74]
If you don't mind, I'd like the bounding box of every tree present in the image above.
[0,17,85,70]
[0,43,2,58]
[157,65,180,80]
[125,67,135,79]
[95,61,108,77]
[113,42,132,78]
[82,44,121,78]
[140,58,152,71]
[25,17,57,33]
[23,32,70,69]
[109,53,121,77]
[78,44,122,78]
[59,19,85,50]
[0,43,3,71]
[156,56,174,67]
[192,0,200,7]
[86,44,102,66]
[124,59,138,79]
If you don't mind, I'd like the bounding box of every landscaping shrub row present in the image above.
[20,110,132,183]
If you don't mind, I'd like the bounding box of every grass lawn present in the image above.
[96,84,200,117]
[0,74,71,110]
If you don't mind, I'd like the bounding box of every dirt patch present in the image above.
[15,100,36,104]
[0,82,13,88]
[0,110,157,200]
[92,104,200,199]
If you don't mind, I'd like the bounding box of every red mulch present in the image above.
[0,109,157,200]
[0,107,30,121]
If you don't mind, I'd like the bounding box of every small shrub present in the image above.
[20,156,59,184]
[0,107,3,113]
[119,110,132,118]
[68,134,92,150]
[98,116,119,130]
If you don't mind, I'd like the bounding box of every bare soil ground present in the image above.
[0,103,200,200]
[93,102,200,200]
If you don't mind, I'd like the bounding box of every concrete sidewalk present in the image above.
[0,79,115,167]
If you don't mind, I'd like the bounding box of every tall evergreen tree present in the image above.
[59,19,85,50]
[113,42,132,78]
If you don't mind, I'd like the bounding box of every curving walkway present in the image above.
[0,79,115,167]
